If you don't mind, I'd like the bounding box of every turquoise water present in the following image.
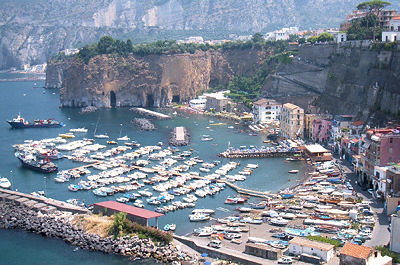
[0,76,307,264]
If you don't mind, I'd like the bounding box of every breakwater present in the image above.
[169,127,190,146]
[0,198,191,263]
[219,150,302,159]
[131,118,156,131]
[130,108,169,119]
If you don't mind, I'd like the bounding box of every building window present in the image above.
[390,138,393,143]
[389,147,393,154]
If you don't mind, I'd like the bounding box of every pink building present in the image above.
[312,119,332,143]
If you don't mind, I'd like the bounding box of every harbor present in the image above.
[0,79,375,265]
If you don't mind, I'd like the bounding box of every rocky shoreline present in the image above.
[131,118,156,131]
[0,201,192,264]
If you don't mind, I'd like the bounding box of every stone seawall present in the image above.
[0,200,191,263]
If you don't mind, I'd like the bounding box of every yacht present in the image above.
[191,209,215,215]
[189,214,210,222]
[70,128,88,133]
[117,135,130,141]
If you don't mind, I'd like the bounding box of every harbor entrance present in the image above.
[110,91,116,108]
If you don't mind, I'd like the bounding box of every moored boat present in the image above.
[0,177,11,189]
[7,114,64,129]
[15,152,58,173]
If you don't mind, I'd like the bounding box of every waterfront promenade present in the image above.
[219,149,302,159]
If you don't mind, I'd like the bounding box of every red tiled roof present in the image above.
[340,242,373,260]
[94,201,164,219]
[392,16,400,20]
[352,121,364,126]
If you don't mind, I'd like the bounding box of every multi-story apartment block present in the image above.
[280,103,304,139]
[252,98,281,123]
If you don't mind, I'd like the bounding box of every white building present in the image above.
[265,27,299,41]
[391,213,400,253]
[335,32,347,43]
[374,166,390,198]
[382,17,400,42]
[189,96,207,110]
[252,98,281,123]
[288,237,335,262]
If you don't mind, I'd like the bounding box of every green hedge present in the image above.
[306,235,342,248]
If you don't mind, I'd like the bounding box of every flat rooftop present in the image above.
[305,144,329,153]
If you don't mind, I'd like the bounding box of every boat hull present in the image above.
[8,121,63,129]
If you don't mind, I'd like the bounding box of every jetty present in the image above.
[131,107,170,119]
[169,127,190,146]
[219,149,302,159]
[0,188,89,214]
[221,181,273,198]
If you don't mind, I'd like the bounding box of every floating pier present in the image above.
[131,108,170,119]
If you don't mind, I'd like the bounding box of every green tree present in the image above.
[97,36,115,54]
[251,32,265,44]
[317,32,334,42]
[357,0,391,40]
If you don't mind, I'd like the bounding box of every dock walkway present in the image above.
[132,108,170,119]
[219,150,302,159]
[0,188,89,214]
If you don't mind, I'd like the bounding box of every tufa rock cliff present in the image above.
[51,49,267,107]
[262,43,400,121]
[4,0,400,69]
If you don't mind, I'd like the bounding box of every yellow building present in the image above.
[280,103,304,139]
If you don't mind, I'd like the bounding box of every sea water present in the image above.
[0,75,306,264]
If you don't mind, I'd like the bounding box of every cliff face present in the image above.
[4,0,398,69]
[262,44,400,121]
[55,49,266,107]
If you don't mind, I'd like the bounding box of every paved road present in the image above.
[336,158,390,247]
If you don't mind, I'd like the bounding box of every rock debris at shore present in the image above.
[0,201,192,263]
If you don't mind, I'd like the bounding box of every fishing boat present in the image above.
[0,177,11,189]
[107,140,118,145]
[288,170,299,174]
[7,114,64,129]
[15,152,58,173]
[236,207,252,213]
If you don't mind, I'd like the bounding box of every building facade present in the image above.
[390,214,400,254]
[382,16,400,42]
[252,98,281,123]
[288,237,335,262]
[312,119,332,143]
[280,103,304,139]
[340,242,392,265]
[360,128,400,187]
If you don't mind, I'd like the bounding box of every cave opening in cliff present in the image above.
[172,95,180,103]
[146,94,154,107]
[110,91,116,108]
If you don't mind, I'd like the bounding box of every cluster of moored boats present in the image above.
[190,160,376,248]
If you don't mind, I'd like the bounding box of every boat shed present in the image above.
[305,144,332,162]
[93,201,164,227]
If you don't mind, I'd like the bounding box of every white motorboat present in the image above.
[189,214,210,222]
[279,212,296,220]
[117,135,130,141]
[270,217,289,226]
[70,128,88,133]
[192,209,215,215]
[0,178,11,189]
[94,134,109,139]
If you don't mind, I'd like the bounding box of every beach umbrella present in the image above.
[204,261,212,265]
[201,253,208,257]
